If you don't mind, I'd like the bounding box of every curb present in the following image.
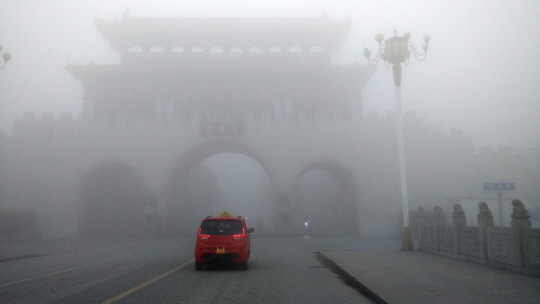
[315,251,389,304]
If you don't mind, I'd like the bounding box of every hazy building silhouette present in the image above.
[1,13,537,239]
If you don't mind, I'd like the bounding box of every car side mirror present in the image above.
[248,228,255,233]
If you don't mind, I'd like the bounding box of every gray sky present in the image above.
[1,0,539,151]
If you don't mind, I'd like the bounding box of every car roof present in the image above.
[202,216,243,221]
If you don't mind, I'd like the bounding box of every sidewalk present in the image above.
[319,250,540,304]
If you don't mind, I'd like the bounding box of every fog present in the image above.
[1,0,539,150]
[1,0,539,240]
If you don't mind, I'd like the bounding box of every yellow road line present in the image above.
[101,259,194,304]
[0,258,115,287]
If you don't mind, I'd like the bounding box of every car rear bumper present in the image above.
[195,240,249,264]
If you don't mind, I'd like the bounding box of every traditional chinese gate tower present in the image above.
[4,13,499,240]
[64,13,375,236]
[69,13,368,122]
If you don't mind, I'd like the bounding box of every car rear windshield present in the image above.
[200,220,244,235]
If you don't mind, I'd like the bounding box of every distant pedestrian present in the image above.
[256,216,264,235]
[144,194,159,237]
[144,201,157,226]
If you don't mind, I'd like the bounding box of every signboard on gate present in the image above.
[199,122,244,137]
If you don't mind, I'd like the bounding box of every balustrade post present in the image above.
[452,204,466,255]
[510,199,531,266]
[433,206,445,251]
[478,202,494,260]
[416,207,427,249]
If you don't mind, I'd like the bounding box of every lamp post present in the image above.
[364,31,430,251]
[0,44,12,70]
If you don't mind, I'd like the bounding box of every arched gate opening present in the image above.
[291,161,360,235]
[166,140,277,235]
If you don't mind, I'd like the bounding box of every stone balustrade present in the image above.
[416,199,540,276]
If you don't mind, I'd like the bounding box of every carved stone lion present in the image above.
[511,199,530,220]
[452,203,466,226]
[433,206,444,219]
[478,202,492,218]
[452,204,465,219]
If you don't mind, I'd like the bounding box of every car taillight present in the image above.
[233,228,245,237]
[198,228,210,238]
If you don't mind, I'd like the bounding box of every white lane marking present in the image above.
[101,259,194,304]
[0,258,116,287]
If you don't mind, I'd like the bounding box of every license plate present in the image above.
[216,248,225,254]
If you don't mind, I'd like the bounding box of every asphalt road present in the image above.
[1,236,375,303]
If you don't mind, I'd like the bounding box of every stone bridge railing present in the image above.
[416,199,540,277]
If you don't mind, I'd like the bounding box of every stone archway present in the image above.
[165,139,277,235]
[78,161,151,238]
[291,161,360,235]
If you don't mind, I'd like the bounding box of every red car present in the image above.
[194,212,254,270]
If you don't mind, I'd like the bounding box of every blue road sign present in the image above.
[483,183,515,191]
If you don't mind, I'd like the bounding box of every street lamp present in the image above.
[364,31,430,251]
[0,44,12,70]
